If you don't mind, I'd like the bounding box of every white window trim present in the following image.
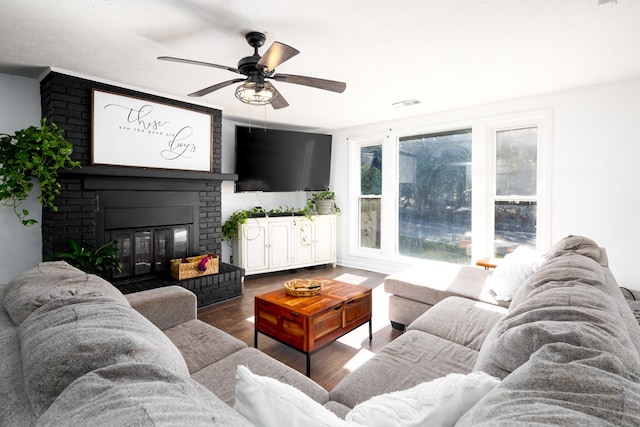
[480,109,553,258]
[347,135,387,258]
[346,109,552,266]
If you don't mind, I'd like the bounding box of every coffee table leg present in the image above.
[306,353,311,377]
[254,328,258,348]
[369,319,373,341]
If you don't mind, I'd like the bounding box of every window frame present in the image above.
[348,135,387,257]
[345,109,552,265]
[481,110,552,259]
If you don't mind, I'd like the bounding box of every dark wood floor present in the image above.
[197,264,403,391]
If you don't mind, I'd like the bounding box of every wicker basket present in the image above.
[170,254,219,280]
[284,279,324,297]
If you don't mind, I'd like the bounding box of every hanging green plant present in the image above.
[222,206,267,241]
[0,118,80,225]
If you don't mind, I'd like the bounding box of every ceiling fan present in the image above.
[158,31,346,109]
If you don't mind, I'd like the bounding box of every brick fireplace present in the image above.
[39,71,243,306]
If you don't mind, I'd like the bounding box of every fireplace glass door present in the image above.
[109,226,190,279]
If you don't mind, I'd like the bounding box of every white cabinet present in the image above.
[235,215,336,276]
[313,215,337,263]
[238,219,268,272]
[267,220,293,270]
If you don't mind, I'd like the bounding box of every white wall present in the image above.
[332,77,640,290]
[0,74,43,283]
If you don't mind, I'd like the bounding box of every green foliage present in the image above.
[0,119,81,225]
[361,164,382,195]
[310,188,336,200]
[47,238,123,278]
[222,206,266,241]
[309,188,341,214]
[222,193,342,241]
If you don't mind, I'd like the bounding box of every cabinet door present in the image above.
[267,220,293,270]
[314,215,336,263]
[293,218,314,266]
[240,220,268,273]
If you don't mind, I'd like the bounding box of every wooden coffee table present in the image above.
[254,279,372,376]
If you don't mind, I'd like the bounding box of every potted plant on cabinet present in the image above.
[309,188,340,215]
[222,206,267,241]
[0,119,80,225]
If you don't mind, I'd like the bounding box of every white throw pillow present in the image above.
[234,365,351,427]
[487,246,542,301]
[235,366,499,427]
[345,371,500,427]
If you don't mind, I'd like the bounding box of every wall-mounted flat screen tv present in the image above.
[234,126,332,192]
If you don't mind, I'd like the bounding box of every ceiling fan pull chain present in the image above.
[264,104,267,131]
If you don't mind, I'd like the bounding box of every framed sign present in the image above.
[92,89,213,172]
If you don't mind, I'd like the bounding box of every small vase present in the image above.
[315,199,333,215]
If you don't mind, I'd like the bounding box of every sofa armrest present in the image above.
[125,286,197,330]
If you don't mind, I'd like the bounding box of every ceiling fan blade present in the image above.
[158,56,240,74]
[268,83,289,109]
[257,42,300,72]
[188,78,246,97]
[271,73,346,93]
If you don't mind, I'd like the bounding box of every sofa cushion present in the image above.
[191,347,329,407]
[3,261,129,325]
[125,285,197,331]
[475,252,640,380]
[384,262,501,307]
[407,296,507,351]
[19,295,189,416]
[164,319,247,373]
[542,234,608,266]
[458,343,640,426]
[330,330,478,408]
[0,285,36,426]
[39,362,251,426]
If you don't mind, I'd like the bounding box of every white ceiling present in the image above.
[2,0,639,132]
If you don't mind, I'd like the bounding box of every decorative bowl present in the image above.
[284,279,324,297]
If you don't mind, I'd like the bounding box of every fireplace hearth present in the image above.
[114,262,245,308]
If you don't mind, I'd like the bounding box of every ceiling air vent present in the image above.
[392,99,421,108]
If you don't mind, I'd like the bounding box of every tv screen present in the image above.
[235,126,332,192]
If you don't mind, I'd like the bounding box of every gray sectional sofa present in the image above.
[2,235,640,425]
[383,260,508,330]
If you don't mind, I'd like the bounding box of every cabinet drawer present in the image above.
[281,311,305,340]
[256,309,278,329]
[312,305,343,340]
[344,295,371,326]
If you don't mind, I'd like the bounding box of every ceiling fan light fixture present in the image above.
[235,82,276,106]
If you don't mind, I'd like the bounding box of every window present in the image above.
[347,109,550,266]
[492,126,538,256]
[359,145,382,249]
[398,129,472,263]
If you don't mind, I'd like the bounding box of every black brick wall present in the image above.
[39,71,224,261]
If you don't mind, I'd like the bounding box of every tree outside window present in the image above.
[398,129,472,263]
